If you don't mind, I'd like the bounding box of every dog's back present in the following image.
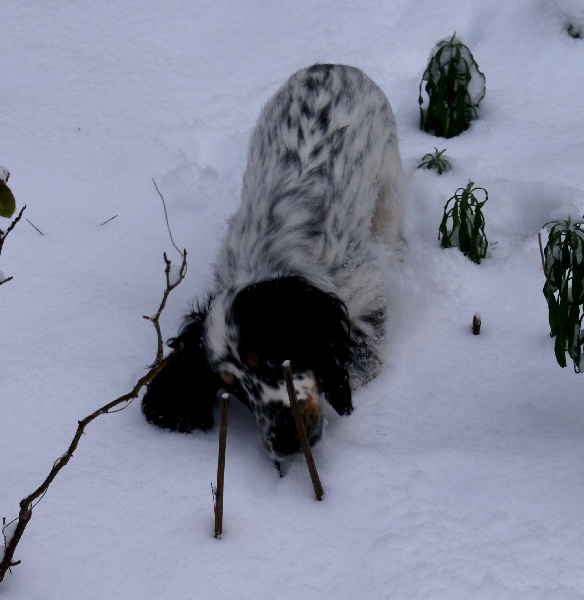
[213,64,404,386]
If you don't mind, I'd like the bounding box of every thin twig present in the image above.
[1,242,188,583]
[25,219,43,236]
[214,393,230,539]
[0,349,179,583]
[99,215,118,226]
[143,251,188,364]
[282,362,324,501]
[0,205,26,256]
[148,182,188,364]
[152,179,182,258]
[538,231,545,272]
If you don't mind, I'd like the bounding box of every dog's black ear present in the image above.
[141,311,218,432]
[233,276,353,415]
[317,362,352,416]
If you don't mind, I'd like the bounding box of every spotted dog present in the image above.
[142,64,405,458]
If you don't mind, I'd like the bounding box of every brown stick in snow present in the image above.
[472,314,482,335]
[214,393,230,538]
[282,362,324,501]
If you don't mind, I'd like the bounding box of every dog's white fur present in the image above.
[206,64,404,389]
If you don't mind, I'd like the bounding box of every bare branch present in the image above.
[0,347,181,583]
[1,245,188,583]
[0,205,26,257]
[147,181,188,363]
[143,251,188,364]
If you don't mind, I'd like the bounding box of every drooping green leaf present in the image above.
[542,218,584,371]
[438,181,488,264]
[0,184,16,218]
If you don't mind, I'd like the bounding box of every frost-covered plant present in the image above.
[438,181,488,264]
[417,147,452,175]
[419,33,486,138]
[542,217,584,372]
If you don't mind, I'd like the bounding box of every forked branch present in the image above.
[0,184,187,584]
[0,205,27,286]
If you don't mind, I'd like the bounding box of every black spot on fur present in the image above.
[300,100,314,119]
[297,124,305,146]
[316,104,331,134]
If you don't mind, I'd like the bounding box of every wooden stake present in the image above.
[214,393,230,538]
[282,362,324,501]
[472,314,481,335]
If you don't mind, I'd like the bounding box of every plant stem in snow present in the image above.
[0,349,179,583]
[472,314,482,335]
[282,362,324,501]
[214,393,230,539]
[0,205,26,257]
[1,244,188,584]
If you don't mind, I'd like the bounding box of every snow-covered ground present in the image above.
[2,1,584,598]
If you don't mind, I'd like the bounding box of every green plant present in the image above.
[417,147,452,175]
[0,168,15,219]
[419,33,486,138]
[438,181,488,264]
[542,217,584,371]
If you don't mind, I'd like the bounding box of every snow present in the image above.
[2,1,584,598]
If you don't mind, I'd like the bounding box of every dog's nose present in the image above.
[266,407,323,457]
[271,430,302,457]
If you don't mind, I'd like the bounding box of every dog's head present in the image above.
[206,276,353,457]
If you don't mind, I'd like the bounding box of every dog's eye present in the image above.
[219,371,235,386]
[244,351,261,368]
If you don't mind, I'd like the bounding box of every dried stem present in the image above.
[152,179,182,258]
[146,181,187,364]
[282,362,324,501]
[214,393,230,538]
[99,215,118,226]
[0,205,26,257]
[472,314,481,335]
[1,205,188,583]
[0,350,178,583]
[24,219,43,236]
[144,251,188,364]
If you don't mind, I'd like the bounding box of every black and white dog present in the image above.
[142,64,404,457]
